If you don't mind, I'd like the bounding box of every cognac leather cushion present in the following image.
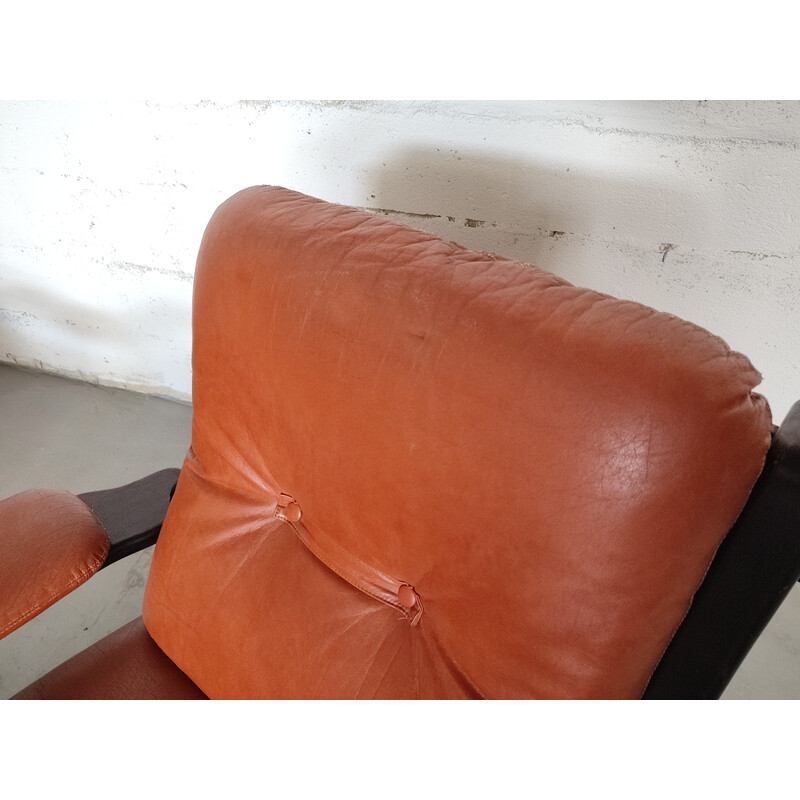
[143,186,773,698]
[0,489,109,638]
[11,617,206,699]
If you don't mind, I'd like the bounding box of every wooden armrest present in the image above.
[79,468,180,567]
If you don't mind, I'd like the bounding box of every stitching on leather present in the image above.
[281,516,412,619]
[281,513,485,696]
[1,491,110,639]
[0,550,108,638]
[299,517,404,600]
[275,503,417,623]
[269,496,488,695]
[275,504,381,582]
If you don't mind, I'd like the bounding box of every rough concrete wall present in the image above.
[1,100,798,420]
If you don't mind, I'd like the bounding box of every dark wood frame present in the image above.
[78,468,180,566]
[644,401,800,698]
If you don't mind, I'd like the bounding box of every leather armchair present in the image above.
[3,186,799,699]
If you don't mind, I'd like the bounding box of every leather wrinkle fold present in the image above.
[276,502,418,623]
[271,490,483,697]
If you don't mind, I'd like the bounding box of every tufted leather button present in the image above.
[276,494,303,523]
[283,501,302,523]
[398,584,417,608]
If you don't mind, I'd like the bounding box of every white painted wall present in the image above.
[1,100,799,421]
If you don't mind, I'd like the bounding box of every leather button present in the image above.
[398,584,417,608]
[283,501,302,523]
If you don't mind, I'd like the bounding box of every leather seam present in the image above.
[0,548,109,638]
[281,516,485,695]
[282,517,411,619]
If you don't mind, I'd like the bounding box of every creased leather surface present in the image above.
[0,489,109,638]
[143,186,773,699]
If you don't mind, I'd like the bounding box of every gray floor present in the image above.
[1,363,798,699]
[0,364,192,699]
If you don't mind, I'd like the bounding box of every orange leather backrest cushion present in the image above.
[143,186,773,698]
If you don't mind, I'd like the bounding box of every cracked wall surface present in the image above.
[1,100,799,419]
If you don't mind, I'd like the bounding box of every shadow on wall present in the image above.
[349,145,703,293]
[0,126,707,396]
